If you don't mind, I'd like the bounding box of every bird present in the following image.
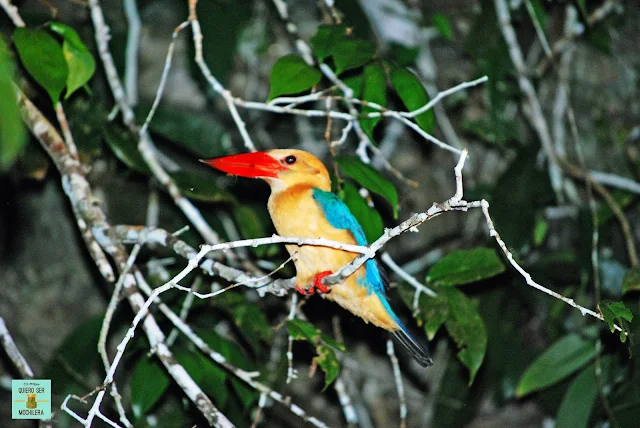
[202,149,432,367]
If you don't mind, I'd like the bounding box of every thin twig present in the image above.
[0,317,34,378]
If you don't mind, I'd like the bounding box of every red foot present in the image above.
[313,271,333,294]
[296,284,313,295]
[295,271,333,295]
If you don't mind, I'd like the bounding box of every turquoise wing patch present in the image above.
[312,188,385,293]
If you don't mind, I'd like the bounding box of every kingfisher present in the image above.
[203,149,432,367]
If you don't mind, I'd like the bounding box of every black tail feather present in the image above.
[393,329,433,367]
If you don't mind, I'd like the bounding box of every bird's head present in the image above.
[202,149,331,192]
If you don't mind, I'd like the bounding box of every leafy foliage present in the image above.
[13,27,68,104]
[130,355,171,417]
[598,300,633,343]
[268,54,321,100]
[338,180,383,243]
[48,22,96,99]
[0,37,25,171]
[516,334,597,397]
[287,319,345,389]
[399,284,487,384]
[389,66,435,133]
[427,247,505,287]
[336,155,399,218]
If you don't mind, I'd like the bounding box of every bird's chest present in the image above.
[268,190,325,238]
[268,188,357,282]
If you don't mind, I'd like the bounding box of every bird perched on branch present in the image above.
[203,149,432,367]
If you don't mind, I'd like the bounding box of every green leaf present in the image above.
[427,248,505,287]
[577,0,588,18]
[598,300,633,343]
[267,54,321,101]
[533,212,549,246]
[388,43,419,67]
[622,266,640,294]
[215,291,273,352]
[332,39,376,74]
[527,0,548,30]
[315,344,340,390]
[0,37,25,171]
[287,320,342,389]
[130,355,171,417]
[13,27,68,104]
[433,13,453,40]
[310,25,351,61]
[287,319,321,343]
[399,285,487,383]
[339,180,383,243]
[342,73,363,98]
[192,0,252,86]
[444,287,487,384]
[48,22,96,98]
[515,334,597,397]
[170,170,235,203]
[286,318,345,350]
[390,66,435,133]
[490,146,554,250]
[555,364,598,428]
[336,156,398,218]
[174,347,228,408]
[359,63,387,139]
[103,124,150,174]
[232,204,275,257]
[137,105,228,158]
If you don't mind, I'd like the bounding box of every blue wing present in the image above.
[313,188,433,366]
[312,188,386,294]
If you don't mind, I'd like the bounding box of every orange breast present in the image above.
[268,185,399,332]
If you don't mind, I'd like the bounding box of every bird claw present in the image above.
[295,271,333,295]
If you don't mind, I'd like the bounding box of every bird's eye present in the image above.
[284,155,297,165]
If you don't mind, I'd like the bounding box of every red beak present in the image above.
[200,152,286,179]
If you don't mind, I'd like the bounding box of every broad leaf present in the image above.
[555,364,598,428]
[336,156,398,218]
[433,14,453,40]
[215,291,273,352]
[13,28,68,104]
[444,287,487,384]
[490,146,554,250]
[359,63,387,139]
[310,25,350,61]
[622,266,640,294]
[49,22,96,98]
[0,37,25,171]
[390,66,435,133]
[332,39,376,75]
[287,319,344,388]
[339,181,383,243]
[315,345,340,390]
[169,170,235,203]
[268,54,321,100]
[399,284,487,384]
[232,204,276,257]
[516,334,597,397]
[130,355,170,417]
[192,0,252,85]
[287,319,321,343]
[137,105,228,158]
[174,347,228,408]
[103,125,150,174]
[427,248,505,287]
[598,300,633,343]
